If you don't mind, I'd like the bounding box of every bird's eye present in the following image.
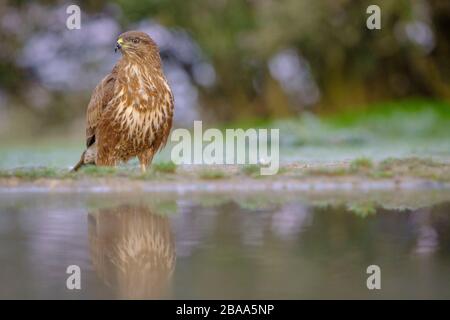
[132,38,140,44]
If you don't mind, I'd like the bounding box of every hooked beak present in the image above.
[115,38,124,53]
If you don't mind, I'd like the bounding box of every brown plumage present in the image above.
[73,31,174,172]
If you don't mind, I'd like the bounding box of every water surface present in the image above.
[0,190,449,299]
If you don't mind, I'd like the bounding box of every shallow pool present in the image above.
[0,190,449,299]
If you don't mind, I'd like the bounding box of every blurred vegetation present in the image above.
[112,0,450,116]
[275,99,450,149]
[0,0,449,134]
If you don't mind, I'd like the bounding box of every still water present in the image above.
[0,190,449,299]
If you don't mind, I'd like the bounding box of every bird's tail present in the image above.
[72,151,87,172]
[72,143,97,172]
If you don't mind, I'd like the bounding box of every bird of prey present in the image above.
[73,31,174,173]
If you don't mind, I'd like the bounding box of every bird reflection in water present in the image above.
[88,204,175,299]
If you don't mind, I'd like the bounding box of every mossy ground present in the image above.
[300,157,450,182]
[0,157,449,184]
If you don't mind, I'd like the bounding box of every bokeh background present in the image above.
[2,1,450,300]
[0,0,449,167]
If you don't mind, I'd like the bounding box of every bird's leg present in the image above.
[138,149,155,174]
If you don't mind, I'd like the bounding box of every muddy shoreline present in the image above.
[1,158,449,193]
[1,176,449,193]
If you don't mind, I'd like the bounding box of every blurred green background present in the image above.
[0,0,449,166]
[2,1,450,301]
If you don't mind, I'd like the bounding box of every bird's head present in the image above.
[115,31,159,59]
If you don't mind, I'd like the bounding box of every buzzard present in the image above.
[73,31,174,173]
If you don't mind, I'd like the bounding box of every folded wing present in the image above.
[86,67,118,148]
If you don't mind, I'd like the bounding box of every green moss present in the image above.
[241,164,261,176]
[0,155,449,183]
[152,161,177,174]
[369,170,394,179]
[347,201,377,218]
[350,157,373,172]
[199,169,228,180]
[0,167,63,180]
[78,166,117,176]
[241,163,284,177]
